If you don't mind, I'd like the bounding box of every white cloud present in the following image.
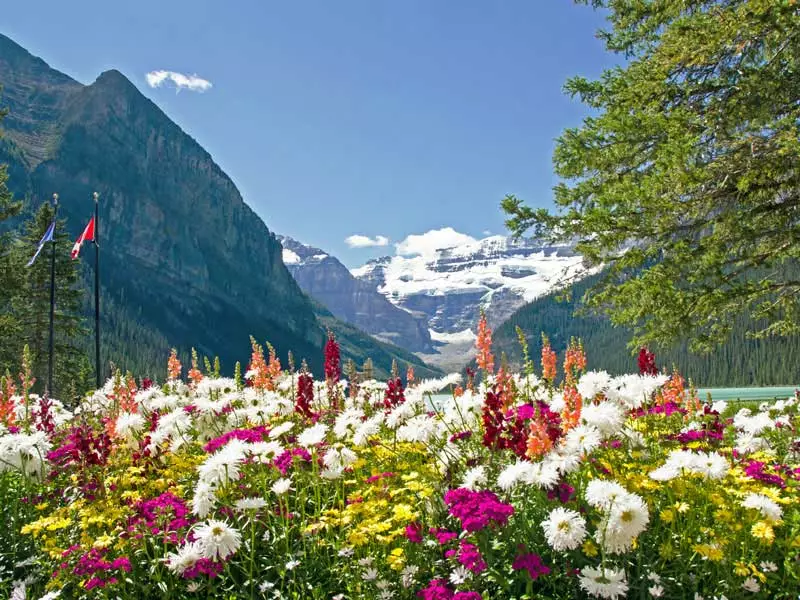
[145,70,212,92]
[344,234,390,248]
[395,227,476,258]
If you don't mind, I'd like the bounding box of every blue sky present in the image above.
[4,1,614,267]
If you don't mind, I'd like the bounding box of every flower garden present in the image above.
[0,324,798,600]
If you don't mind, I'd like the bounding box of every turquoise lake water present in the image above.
[694,386,797,401]
[431,386,798,405]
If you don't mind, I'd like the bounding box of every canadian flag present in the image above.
[71,217,95,259]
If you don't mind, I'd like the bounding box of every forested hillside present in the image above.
[494,273,800,387]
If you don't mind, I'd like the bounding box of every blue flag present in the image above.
[26,220,56,267]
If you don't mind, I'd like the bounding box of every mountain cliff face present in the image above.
[353,233,590,336]
[0,33,433,378]
[278,236,433,352]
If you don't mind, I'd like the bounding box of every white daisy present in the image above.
[197,443,245,486]
[285,559,300,570]
[694,452,728,480]
[581,401,625,437]
[194,519,242,560]
[578,565,629,599]
[584,479,630,510]
[165,540,204,575]
[741,493,782,522]
[297,423,328,447]
[401,565,419,588]
[353,414,383,446]
[648,584,664,598]
[564,424,602,455]
[114,411,145,440]
[741,577,760,593]
[248,440,284,460]
[461,465,487,491]
[598,494,650,554]
[497,459,535,491]
[191,481,218,518]
[541,507,587,551]
[759,560,778,573]
[577,371,612,400]
[522,460,560,489]
[234,497,267,511]
[269,421,294,438]
[449,565,471,586]
[271,477,292,496]
[362,568,379,581]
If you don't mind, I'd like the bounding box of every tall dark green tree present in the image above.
[0,109,24,370]
[9,203,91,400]
[503,1,800,352]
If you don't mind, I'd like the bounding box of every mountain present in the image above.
[0,33,434,381]
[278,235,433,352]
[493,272,800,387]
[351,230,591,370]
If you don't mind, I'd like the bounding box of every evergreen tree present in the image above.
[503,1,800,352]
[9,202,91,401]
[0,109,23,370]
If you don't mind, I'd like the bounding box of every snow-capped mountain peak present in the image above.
[352,228,590,335]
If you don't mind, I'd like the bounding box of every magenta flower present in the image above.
[444,488,514,532]
[405,522,423,543]
[430,527,458,545]
[512,552,550,580]
[456,542,486,574]
[417,579,454,600]
[203,426,269,453]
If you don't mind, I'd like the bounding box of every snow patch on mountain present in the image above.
[282,248,301,265]
[429,328,477,344]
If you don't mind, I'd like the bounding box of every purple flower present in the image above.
[453,593,482,600]
[547,482,576,504]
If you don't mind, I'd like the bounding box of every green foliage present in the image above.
[494,270,800,387]
[4,202,92,401]
[503,0,800,352]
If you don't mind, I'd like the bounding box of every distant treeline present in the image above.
[494,272,800,387]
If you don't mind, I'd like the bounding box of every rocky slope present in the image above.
[278,236,433,352]
[0,33,434,379]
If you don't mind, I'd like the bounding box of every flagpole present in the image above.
[94,192,101,389]
[47,193,58,397]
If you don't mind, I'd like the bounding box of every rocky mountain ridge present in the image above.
[0,32,434,379]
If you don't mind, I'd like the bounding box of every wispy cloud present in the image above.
[345,234,390,248]
[145,70,212,93]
